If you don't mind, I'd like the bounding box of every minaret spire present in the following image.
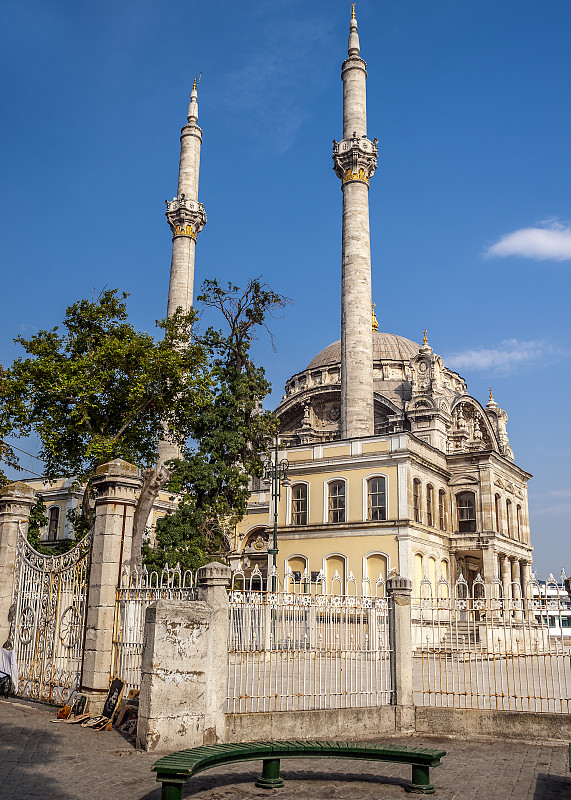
[159,79,207,464]
[333,8,378,438]
[165,77,207,318]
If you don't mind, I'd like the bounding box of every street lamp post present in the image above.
[263,438,289,591]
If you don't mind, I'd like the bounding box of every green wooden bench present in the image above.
[152,740,447,798]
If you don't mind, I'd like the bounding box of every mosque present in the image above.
[229,9,534,598]
[34,10,535,599]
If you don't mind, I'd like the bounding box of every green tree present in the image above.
[0,289,212,547]
[144,279,288,574]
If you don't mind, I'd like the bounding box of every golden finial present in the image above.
[423,329,428,346]
[372,303,378,332]
[489,387,494,402]
[351,3,356,19]
[193,76,197,91]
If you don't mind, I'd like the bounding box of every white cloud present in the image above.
[444,338,554,374]
[485,220,571,261]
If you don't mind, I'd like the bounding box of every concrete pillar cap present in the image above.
[0,481,36,500]
[386,575,413,594]
[94,458,140,478]
[197,562,232,587]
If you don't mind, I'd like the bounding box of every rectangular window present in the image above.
[457,492,476,533]
[367,477,386,521]
[439,490,446,531]
[426,486,434,527]
[292,484,308,525]
[328,481,345,523]
[413,480,421,523]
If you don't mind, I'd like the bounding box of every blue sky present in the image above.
[1,0,570,578]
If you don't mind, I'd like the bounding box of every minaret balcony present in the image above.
[333,134,378,184]
[165,193,207,239]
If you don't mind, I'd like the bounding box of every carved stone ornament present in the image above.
[333,132,378,185]
[165,193,207,239]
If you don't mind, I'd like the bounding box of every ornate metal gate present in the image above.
[10,524,92,703]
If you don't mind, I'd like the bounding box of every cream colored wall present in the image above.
[281,464,398,526]
[278,532,399,586]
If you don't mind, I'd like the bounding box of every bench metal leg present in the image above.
[255,758,284,789]
[405,764,435,794]
[157,774,186,800]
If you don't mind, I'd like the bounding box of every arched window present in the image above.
[47,506,60,541]
[325,554,346,595]
[328,481,345,523]
[291,483,308,525]
[367,477,386,521]
[413,479,421,523]
[495,494,501,534]
[364,553,387,586]
[414,553,424,595]
[438,490,447,531]
[506,498,512,538]
[456,492,476,533]
[516,504,522,541]
[426,484,434,527]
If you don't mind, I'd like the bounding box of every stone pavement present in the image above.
[0,697,569,800]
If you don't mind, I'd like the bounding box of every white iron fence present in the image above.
[413,573,571,713]
[111,565,196,693]
[226,566,393,713]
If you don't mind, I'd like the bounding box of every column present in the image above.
[80,458,143,710]
[521,559,532,620]
[386,575,414,732]
[0,482,36,646]
[511,558,523,623]
[500,555,511,608]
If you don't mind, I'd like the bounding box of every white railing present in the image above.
[112,564,197,693]
[227,566,392,713]
[413,572,571,713]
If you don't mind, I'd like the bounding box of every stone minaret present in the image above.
[165,78,207,316]
[333,6,378,439]
[158,80,207,465]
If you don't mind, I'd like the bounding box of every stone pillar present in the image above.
[511,558,523,622]
[481,545,498,590]
[521,559,532,620]
[500,554,511,607]
[80,459,143,709]
[0,482,36,646]
[386,575,414,732]
[137,562,231,752]
[333,10,377,440]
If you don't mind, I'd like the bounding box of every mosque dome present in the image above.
[306,332,421,371]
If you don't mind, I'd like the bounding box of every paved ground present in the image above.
[0,697,569,800]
